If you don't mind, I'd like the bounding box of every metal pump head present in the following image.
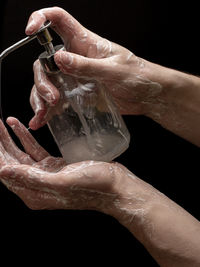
[36,21,56,56]
[37,22,53,45]
[35,21,61,73]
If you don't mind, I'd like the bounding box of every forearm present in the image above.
[108,166,200,266]
[142,201,200,267]
[142,60,200,146]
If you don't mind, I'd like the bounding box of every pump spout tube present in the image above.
[0,34,37,60]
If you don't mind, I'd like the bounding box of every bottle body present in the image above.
[39,49,130,163]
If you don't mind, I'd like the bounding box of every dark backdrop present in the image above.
[0,1,200,266]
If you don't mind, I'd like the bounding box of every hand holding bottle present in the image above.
[26,7,132,163]
[26,7,161,130]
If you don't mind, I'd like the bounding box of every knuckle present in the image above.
[33,59,40,71]
[52,6,64,12]
[37,83,47,94]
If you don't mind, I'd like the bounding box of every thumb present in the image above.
[0,165,53,189]
[54,50,111,79]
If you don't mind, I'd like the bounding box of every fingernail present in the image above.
[25,20,36,34]
[29,118,39,130]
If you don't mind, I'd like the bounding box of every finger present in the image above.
[33,60,60,106]
[29,85,49,130]
[29,112,48,130]
[0,175,68,210]
[0,164,61,191]
[30,84,46,114]
[0,165,49,190]
[6,117,50,161]
[0,119,35,165]
[25,7,86,46]
[54,50,113,78]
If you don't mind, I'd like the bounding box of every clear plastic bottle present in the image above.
[39,45,130,163]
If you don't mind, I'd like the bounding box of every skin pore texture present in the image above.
[1,6,200,267]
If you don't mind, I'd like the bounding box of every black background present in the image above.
[0,1,200,266]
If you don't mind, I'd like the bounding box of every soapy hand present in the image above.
[0,117,124,211]
[26,7,161,130]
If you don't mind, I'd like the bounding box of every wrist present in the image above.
[141,61,200,120]
[141,61,200,145]
[137,60,177,117]
[105,163,158,236]
[122,57,166,116]
[109,166,200,266]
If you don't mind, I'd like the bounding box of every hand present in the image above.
[26,7,161,130]
[0,117,123,212]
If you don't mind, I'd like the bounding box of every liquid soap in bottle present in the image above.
[37,24,130,163]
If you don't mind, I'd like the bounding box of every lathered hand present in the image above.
[26,7,161,129]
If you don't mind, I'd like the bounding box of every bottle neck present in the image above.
[39,44,63,74]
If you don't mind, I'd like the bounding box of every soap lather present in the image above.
[0,21,130,163]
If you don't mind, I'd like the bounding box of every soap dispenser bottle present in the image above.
[36,23,130,163]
